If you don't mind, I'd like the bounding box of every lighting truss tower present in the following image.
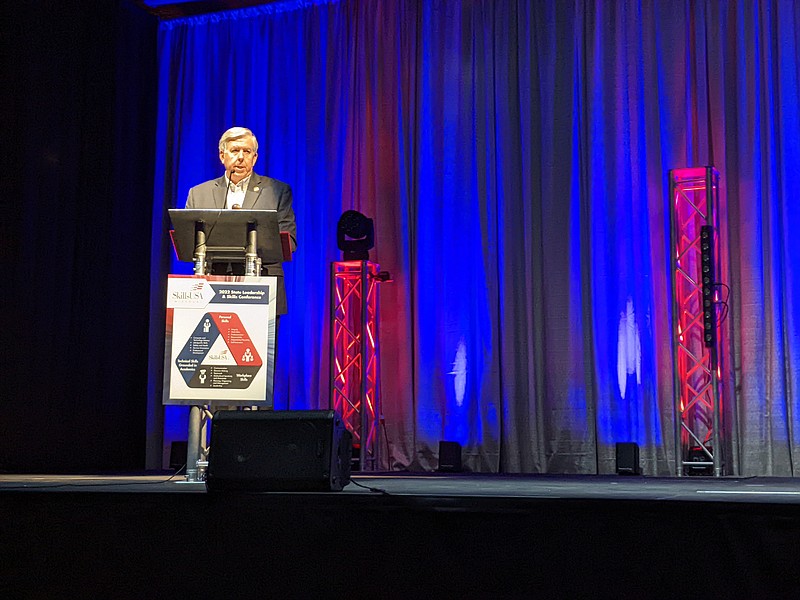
[669,166,730,477]
[330,260,382,471]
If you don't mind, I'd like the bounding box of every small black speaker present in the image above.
[169,441,188,471]
[437,441,462,472]
[615,442,640,475]
[206,410,352,492]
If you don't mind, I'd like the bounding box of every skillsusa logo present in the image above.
[167,278,215,308]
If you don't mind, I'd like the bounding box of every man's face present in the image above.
[219,135,258,183]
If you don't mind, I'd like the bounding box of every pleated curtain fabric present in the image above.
[151,0,800,476]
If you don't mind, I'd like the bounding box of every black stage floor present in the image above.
[4,471,800,502]
[3,473,800,598]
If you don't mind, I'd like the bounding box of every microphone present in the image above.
[222,168,234,209]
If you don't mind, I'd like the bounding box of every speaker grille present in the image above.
[206,410,352,492]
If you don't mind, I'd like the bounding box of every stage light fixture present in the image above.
[700,225,716,348]
[337,210,374,261]
[686,445,714,476]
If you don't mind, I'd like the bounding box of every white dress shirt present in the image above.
[225,174,251,209]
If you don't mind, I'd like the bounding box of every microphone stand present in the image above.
[222,168,234,209]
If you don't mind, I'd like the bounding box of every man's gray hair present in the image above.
[218,127,259,153]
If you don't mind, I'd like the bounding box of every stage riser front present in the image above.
[1,492,797,597]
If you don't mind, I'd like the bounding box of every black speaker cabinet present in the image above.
[437,441,462,472]
[615,442,641,475]
[169,441,188,471]
[206,410,352,492]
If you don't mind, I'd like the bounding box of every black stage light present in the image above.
[686,445,714,476]
[337,210,374,261]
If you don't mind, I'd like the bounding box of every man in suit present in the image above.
[186,127,296,410]
[185,126,297,315]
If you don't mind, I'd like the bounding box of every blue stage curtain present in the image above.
[150,0,800,475]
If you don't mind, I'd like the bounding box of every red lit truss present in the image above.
[669,167,731,476]
[330,261,382,471]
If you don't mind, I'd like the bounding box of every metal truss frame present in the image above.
[330,261,382,471]
[669,166,730,477]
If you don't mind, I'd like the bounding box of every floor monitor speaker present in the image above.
[169,441,187,471]
[206,410,352,492]
[437,441,463,472]
[615,442,641,475]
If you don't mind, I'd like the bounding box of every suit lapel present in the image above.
[213,176,227,209]
[243,174,265,209]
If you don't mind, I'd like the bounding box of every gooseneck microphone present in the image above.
[222,168,235,209]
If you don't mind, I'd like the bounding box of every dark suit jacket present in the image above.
[186,173,297,314]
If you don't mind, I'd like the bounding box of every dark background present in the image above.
[1,1,159,472]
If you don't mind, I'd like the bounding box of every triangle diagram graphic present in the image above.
[176,312,262,389]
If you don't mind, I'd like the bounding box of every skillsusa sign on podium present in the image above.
[163,275,277,408]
